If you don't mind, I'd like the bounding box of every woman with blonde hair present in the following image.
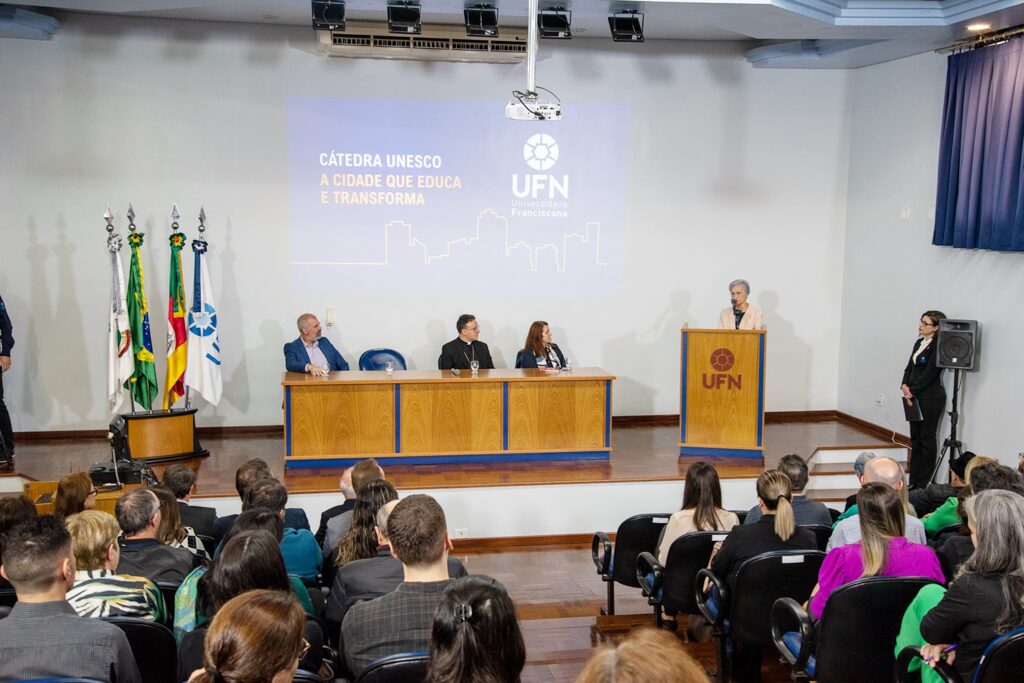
[576,627,708,682]
[187,589,307,683]
[65,509,164,621]
[709,470,817,588]
[809,483,943,619]
[54,471,96,518]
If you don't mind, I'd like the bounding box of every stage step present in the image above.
[808,445,907,466]
[805,486,859,503]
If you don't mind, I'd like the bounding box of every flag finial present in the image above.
[171,204,181,228]
[127,204,137,232]
[104,206,115,234]
[198,207,207,234]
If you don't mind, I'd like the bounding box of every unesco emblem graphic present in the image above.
[710,348,735,372]
[523,134,559,171]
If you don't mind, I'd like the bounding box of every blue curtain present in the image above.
[933,37,1024,250]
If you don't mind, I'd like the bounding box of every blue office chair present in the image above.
[359,348,408,371]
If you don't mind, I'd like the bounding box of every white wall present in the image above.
[839,51,1023,464]
[0,13,852,431]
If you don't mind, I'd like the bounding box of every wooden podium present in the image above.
[679,328,765,460]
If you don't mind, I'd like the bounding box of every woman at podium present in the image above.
[901,310,947,489]
[717,279,764,330]
[516,321,566,371]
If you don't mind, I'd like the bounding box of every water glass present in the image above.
[385,360,395,375]
[470,360,480,374]
[564,357,572,373]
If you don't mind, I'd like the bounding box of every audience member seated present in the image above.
[341,494,456,677]
[186,589,307,683]
[0,515,141,682]
[809,483,943,619]
[843,452,877,511]
[315,464,356,547]
[65,509,164,621]
[53,470,97,518]
[922,455,995,536]
[516,320,566,370]
[918,490,1024,678]
[424,575,525,683]
[333,479,399,569]
[709,470,817,590]
[152,483,210,562]
[657,461,739,565]
[744,454,832,527]
[174,508,314,642]
[179,530,317,678]
[163,463,219,544]
[828,457,926,550]
[576,626,710,682]
[116,487,199,583]
[326,498,468,632]
[0,494,36,589]
[935,463,1024,577]
[323,458,386,557]
[909,451,976,518]
[213,458,310,539]
[245,478,321,580]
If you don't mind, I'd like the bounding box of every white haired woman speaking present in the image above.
[718,279,764,330]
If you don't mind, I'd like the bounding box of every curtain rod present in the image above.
[937,24,1024,54]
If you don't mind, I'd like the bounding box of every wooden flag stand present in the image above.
[112,408,209,468]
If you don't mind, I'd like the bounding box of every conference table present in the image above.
[281,368,614,467]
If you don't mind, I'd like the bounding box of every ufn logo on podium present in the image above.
[512,134,569,199]
[703,348,742,390]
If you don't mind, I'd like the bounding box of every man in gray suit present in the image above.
[0,516,140,682]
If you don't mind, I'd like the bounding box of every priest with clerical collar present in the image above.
[438,314,495,370]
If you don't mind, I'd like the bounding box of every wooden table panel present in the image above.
[508,381,607,451]
[290,383,395,457]
[400,382,503,453]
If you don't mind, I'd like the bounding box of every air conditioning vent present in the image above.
[316,21,526,63]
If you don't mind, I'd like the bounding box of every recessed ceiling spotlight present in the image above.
[967,22,991,32]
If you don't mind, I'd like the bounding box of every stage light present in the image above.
[388,2,421,34]
[465,5,499,37]
[311,0,345,30]
[967,22,991,32]
[538,8,571,39]
[608,10,643,42]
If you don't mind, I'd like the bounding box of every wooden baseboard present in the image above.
[453,533,603,553]
[765,410,837,424]
[835,411,910,446]
[612,415,677,427]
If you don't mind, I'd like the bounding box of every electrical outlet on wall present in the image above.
[875,393,887,406]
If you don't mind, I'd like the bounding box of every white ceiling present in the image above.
[8,0,1024,67]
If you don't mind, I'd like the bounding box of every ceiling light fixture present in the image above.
[311,1,345,30]
[465,5,499,37]
[608,10,644,42]
[967,22,991,32]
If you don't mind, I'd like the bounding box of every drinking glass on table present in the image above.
[318,362,329,377]
[470,360,480,374]
[564,357,573,373]
[385,360,395,375]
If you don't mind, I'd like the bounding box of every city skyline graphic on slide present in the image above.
[292,209,607,273]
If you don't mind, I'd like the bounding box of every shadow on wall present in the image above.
[407,318,449,371]
[758,289,811,409]
[602,289,694,415]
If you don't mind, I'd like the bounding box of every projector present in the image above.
[506,95,562,121]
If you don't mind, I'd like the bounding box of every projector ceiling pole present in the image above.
[526,0,538,94]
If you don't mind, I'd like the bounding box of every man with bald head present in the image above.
[284,313,349,376]
[827,456,926,550]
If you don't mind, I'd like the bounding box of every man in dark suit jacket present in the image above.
[326,500,467,634]
[162,464,219,544]
[341,495,457,677]
[438,313,495,370]
[284,313,348,376]
[115,489,199,584]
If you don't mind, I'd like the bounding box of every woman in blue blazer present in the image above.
[516,321,566,370]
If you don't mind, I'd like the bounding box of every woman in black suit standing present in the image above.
[901,310,947,490]
[517,321,566,371]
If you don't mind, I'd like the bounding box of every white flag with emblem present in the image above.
[184,236,222,405]
[107,232,136,413]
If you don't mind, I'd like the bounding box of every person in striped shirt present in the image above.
[65,510,164,621]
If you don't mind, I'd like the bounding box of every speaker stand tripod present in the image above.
[930,368,964,486]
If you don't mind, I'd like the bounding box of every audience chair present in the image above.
[696,550,825,683]
[896,626,1024,683]
[828,508,841,524]
[302,614,328,676]
[102,616,178,683]
[354,651,430,683]
[772,576,938,682]
[196,534,216,555]
[358,349,408,371]
[292,670,323,683]
[592,512,672,615]
[801,524,833,552]
[299,576,327,620]
[730,509,749,525]
[13,679,107,682]
[156,581,179,628]
[929,523,963,549]
[0,586,16,607]
[636,530,726,628]
[0,604,11,619]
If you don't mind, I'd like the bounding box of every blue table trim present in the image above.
[680,331,688,443]
[679,446,763,459]
[502,382,509,451]
[394,384,402,453]
[604,380,612,448]
[284,387,292,457]
[285,450,611,468]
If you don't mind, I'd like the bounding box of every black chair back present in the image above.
[196,534,216,556]
[293,670,323,683]
[302,614,326,674]
[609,514,671,588]
[0,587,16,607]
[0,604,11,619]
[828,507,841,524]
[815,577,938,682]
[729,509,749,525]
[802,524,833,552]
[102,616,178,683]
[975,626,1024,682]
[730,550,825,647]
[156,582,179,627]
[661,531,724,615]
[354,651,430,683]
